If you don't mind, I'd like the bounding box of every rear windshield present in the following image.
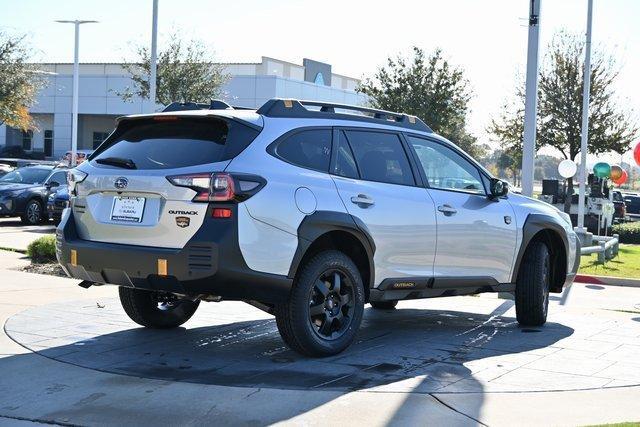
[91,117,260,170]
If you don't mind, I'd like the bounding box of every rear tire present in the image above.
[21,199,43,225]
[515,241,551,327]
[119,287,199,329]
[370,301,398,310]
[275,250,365,357]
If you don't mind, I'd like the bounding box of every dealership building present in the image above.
[0,57,366,159]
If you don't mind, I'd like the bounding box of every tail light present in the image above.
[67,169,88,195]
[167,172,265,203]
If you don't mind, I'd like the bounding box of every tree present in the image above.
[357,47,483,157]
[489,31,638,209]
[487,84,528,187]
[0,32,43,130]
[117,32,229,107]
[534,155,561,181]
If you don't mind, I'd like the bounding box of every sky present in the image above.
[1,0,639,164]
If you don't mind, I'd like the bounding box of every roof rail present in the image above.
[256,99,432,132]
[162,99,233,112]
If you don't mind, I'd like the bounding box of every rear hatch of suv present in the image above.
[71,114,261,249]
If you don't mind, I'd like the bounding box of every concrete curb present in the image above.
[0,246,27,254]
[576,274,640,288]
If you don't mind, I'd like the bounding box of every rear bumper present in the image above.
[55,206,293,303]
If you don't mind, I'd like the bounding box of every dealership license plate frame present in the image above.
[110,196,146,223]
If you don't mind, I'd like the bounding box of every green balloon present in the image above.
[593,162,611,178]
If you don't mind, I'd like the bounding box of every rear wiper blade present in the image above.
[95,157,137,169]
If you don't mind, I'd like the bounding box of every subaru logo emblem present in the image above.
[114,177,128,190]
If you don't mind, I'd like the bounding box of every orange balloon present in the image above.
[610,165,624,181]
[613,169,628,185]
[635,143,640,166]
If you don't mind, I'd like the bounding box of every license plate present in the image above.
[110,196,146,223]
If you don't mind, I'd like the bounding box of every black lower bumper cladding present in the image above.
[56,205,292,303]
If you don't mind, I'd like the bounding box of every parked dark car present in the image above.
[612,190,627,223]
[47,185,69,224]
[0,164,13,178]
[0,165,68,225]
[0,146,46,160]
[624,194,640,216]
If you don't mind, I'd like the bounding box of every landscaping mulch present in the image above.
[19,262,67,277]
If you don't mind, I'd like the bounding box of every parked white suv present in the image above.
[57,99,580,356]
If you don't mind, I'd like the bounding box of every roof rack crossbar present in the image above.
[256,99,432,132]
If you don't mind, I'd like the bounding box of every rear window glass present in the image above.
[274,129,332,172]
[92,117,260,170]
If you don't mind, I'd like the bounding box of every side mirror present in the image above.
[48,181,60,189]
[489,178,509,199]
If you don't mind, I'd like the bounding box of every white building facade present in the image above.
[0,57,366,158]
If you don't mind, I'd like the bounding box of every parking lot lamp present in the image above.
[521,0,541,197]
[576,0,594,233]
[55,20,98,167]
[149,0,159,113]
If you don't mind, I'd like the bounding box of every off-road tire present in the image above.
[119,287,199,329]
[370,301,398,310]
[515,240,551,326]
[275,250,365,357]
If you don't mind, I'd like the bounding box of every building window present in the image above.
[92,131,109,149]
[22,130,33,150]
[44,130,54,157]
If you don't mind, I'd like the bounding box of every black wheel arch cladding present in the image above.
[512,213,571,293]
[287,211,376,290]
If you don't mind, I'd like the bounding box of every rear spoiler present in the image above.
[162,100,254,112]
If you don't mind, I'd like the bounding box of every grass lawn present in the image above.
[586,423,640,427]
[579,244,640,278]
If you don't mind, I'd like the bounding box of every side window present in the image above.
[345,131,415,186]
[48,171,66,186]
[407,136,484,194]
[275,129,332,172]
[331,131,359,179]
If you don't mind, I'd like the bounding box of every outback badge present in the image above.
[175,216,190,228]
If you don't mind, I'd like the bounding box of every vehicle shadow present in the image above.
[3,300,574,424]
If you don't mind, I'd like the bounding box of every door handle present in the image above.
[437,204,457,216]
[351,194,375,207]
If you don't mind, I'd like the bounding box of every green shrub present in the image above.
[612,222,640,244]
[27,235,57,263]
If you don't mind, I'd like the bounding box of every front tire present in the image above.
[515,241,551,326]
[119,287,199,329]
[21,199,43,225]
[275,250,365,357]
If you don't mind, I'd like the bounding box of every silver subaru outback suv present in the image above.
[57,99,580,357]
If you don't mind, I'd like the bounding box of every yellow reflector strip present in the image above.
[158,259,168,276]
[284,99,293,108]
[70,250,77,266]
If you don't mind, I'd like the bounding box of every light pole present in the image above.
[576,0,594,233]
[521,0,541,197]
[148,0,159,113]
[55,20,98,167]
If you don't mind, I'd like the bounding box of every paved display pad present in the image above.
[6,294,640,393]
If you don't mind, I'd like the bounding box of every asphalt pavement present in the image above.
[1,249,640,426]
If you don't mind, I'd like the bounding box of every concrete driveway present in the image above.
[1,250,640,426]
[0,217,56,252]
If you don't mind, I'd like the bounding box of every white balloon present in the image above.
[558,159,577,179]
